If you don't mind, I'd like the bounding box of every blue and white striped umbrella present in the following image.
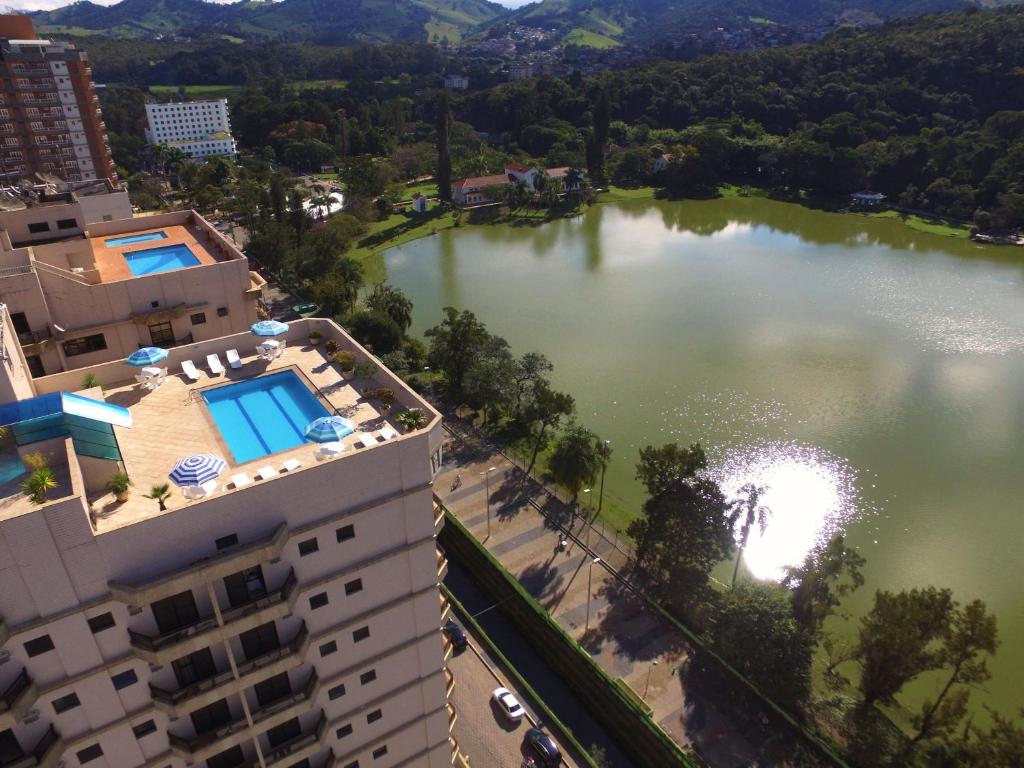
[304,416,356,443]
[125,347,169,367]
[250,320,289,337]
[169,454,227,487]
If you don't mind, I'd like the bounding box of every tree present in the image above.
[727,482,769,588]
[461,335,513,423]
[962,709,1024,766]
[346,309,404,353]
[311,259,363,318]
[144,483,173,512]
[782,533,865,640]
[510,352,552,422]
[635,442,708,498]
[711,582,814,707]
[367,283,414,331]
[522,383,575,478]
[425,307,492,397]
[855,587,954,706]
[906,600,998,752]
[589,88,610,186]
[437,91,453,203]
[548,423,601,507]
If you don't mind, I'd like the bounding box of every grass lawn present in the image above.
[859,209,972,239]
[149,84,243,99]
[597,185,656,203]
[287,79,349,93]
[402,181,438,200]
[562,27,621,48]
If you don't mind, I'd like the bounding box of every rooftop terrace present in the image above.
[2,319,439,533]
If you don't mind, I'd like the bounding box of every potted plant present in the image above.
[144,483,173,511]
[332,351,356,375]
[106,471,132,503]
[368,387,396,412]
[354,361,378,381]
[395,408,427,432]
[82,373,99,389]
[22,467,57,505]
[308,329,324,346]
[324,339,339,355]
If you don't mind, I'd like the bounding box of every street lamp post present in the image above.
[480,466,497,538]
[597,439,611,518]
[643,659,660,698]
[585,555,601,633]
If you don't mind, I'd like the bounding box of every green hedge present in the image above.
[441,585,600,768]
[440,509,699,768]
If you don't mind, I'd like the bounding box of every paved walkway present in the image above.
[437,424,830,768]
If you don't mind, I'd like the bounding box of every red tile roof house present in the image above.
[451,173,513,206]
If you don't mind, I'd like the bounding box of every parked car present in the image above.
[442,619,467,651]
[524,727,561,767]
[491,686,526,722]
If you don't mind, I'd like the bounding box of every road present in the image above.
[446,560,636,768]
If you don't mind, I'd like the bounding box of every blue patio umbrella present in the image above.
[125,347,169,367]
[169,454,227,487]
[250,320,289,337]
[304,415,356,443]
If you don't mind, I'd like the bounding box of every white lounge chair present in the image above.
[316,441,346,460]
[355,432,378,448]
[255,465,277,481]
[379,426,398,441]
[134,373,152,388]
[181,360,201,382]
[183,479,219,500]
[230,473,252,489]
[207,353,225,375]
[226,349,242,369]
[282,458,301,472]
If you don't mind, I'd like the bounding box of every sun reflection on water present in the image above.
[709,441,869,581]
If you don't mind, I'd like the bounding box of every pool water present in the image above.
[124,244,200,276]
[0,452,25,486]
[105,231,168,247]
[202,371,329,463]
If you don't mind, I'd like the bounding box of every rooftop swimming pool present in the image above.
[123,243,200,276]
[203,371,329,463]
[105,231,168,247]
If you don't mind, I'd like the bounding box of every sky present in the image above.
[2,0,533,11]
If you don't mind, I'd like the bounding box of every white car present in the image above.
[491,686,526,722]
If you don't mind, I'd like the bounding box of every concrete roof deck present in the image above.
[87,343,398,533]
[90,222,224,283]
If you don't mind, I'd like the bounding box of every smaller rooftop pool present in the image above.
[105,231,168,247]
[203,370,330,464]
[123,244,200,276]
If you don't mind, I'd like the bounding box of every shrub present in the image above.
[23,467,57,504]
[354,361,378,379]
[347,309,403,354]
[23,452,47,471]
[308,329,324,341]
[324,339,339,355]
[105,471,132,499]
[82,373,99,389]
[366,387,395,409]
[395,408,428,432]
[331,351,356,372]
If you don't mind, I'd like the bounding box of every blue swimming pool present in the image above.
[105,231,167,247]
[203,371,329,463]
[123,244,200,276]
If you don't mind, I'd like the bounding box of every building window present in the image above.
[359,669,376,685]
[189,312,206,326]
[372,746,388,760]
[132,719,157,739]
[111,669,138,690]
[56,218,77,229]
[353,626,370,643]
[148,321,174,346]
[344,578,363,596]
[297,537,318,557]
[366,709,382,724]
[52,692,81,714]
[63,333,106,357]
[336,524,355,542]
[336,723,352,739]
[216,307,228,317]
[27,221,49,234]
[76,744,103,764]
[309,592,328,610]
[87,612,115,633]
[319,640,337,657]
[328,684,346,700]
[343,762,360,768]
[215,534,238,550]
[24,635,55,657]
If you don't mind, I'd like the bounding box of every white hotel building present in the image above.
[0,311,458,768]
[145,100,237,161]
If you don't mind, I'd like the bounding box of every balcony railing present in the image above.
[220,568,297,626]
[15,81,56,91]
[19,96,58,106]
[0,669,35,719]
[168,712,250,756]
[263,711,327,766]
[2,724,62,768]
[17,327,52,347]
[12,65,51,76]
[251,671,318,728]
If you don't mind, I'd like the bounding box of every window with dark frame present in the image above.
[359,669,376,685]
[309,592,328,610]
[52,692,81,714]
[344,578,363,596]
[148,321,174,347]
[111,669,139,690]
[352,626,370,643]
[56,218,77,229]
[297,537,319,556]
[328,684,346,700]
[190,312,207,326]
[372,746,388,760]
[76,744,103,764]
[132,720,157,739]
[215,534,238,550]
[319,640,337,657]
[87,612,115,633]
[63,333,106,357]
[27,221,49,234]
[366,709,382,724]
[336,723,353,739]
[216,307,228,317]
[24,635,54,657]
[336,524,355,542]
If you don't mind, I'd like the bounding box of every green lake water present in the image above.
[382,197,1024,717]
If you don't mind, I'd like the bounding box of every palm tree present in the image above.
[396,408,429,432]
[565,167,584,191]
[144,483,173,511]
[728,483,770,587]
[22,467,57,505]
[594,437,612,517]
[548,423,601,508]
[367,283,413,331]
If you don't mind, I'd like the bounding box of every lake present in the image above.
[382,196,1024,717]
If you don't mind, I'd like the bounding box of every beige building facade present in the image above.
[0,317,457,768]
[0,193,265,378]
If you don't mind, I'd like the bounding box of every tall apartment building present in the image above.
[0,183,266,382]
[0,314,456,768]
[0,15,115,184]
[145,100,237,161]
